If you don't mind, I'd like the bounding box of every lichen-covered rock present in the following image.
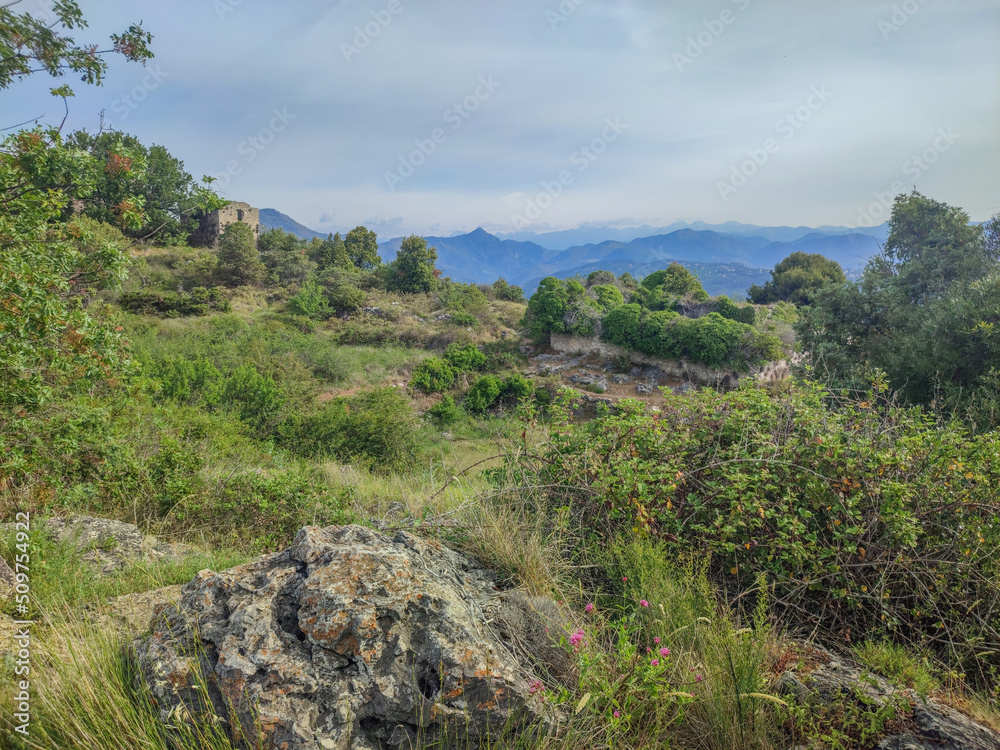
[134,525,563,750]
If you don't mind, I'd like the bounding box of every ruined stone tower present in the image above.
[191,201,260,247]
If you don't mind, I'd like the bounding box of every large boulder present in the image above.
[135,525,566,750]
[44,515,198,574]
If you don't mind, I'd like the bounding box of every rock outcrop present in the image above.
[777,647,1000,750]
[44,515,197,573]
[135,525,565,750]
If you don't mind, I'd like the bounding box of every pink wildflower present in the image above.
[646,647,652,653]
[613,710,621,718]
[651,658,660,666]
[585,602,595,613]
[529,680,542,694]
[660,647,671,657]
[640,600,649,608]
[653,637,660,644]
[569,630,585,649]
[695,674,704,682]
[622,576,628,582]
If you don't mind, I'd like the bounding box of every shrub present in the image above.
[492,277,524,301]
[465,375,503,414]
[409,357,456,393]
[427,395,462,426]
[277,388,417,471]
[713,295,757,325]
[440,282,489,313]
[443,343,486,372]
[286,277,331,320]
[517,381,1000,685]
[216,222,267,287]
[500,374,534,404]
[564,301,601,337]
[219,364,285,432]
[447,311,478,328]
[118,289,229,317]
[592,284,625,311]
[523,277,568,337]
[601,304,643,349]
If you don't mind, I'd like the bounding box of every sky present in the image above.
[4,0,999,238]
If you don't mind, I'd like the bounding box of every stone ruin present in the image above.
[191,201,260,248]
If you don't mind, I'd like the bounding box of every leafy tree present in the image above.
[344,225,381,270]
[216,222,266,287]
[592,284,625,311]
[320,268,366,314]
[0,2,152,91]
[465,375,502,414]
[67,131,220,244]
[313,232,350,270]
[601,303,643,349]
[799,192,1000,427]
[388,234,438,293]
[259,228,313,286]
[642,263,706,297]
[522,277,568,337]
[491,277,523,302]
[749,251,846,306]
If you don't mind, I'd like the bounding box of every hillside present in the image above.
[260,208,326,240]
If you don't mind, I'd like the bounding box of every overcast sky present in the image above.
[5,0,998,237]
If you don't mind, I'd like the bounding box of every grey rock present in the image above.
[877,701,1000,750]
[44,515,198,574]
[135,525,563,750]
[635,383,656,395]
[611,374,630,385]
[568,372,608,390]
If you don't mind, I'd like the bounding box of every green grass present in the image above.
[853,640,939,697]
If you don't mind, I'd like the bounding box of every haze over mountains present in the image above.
[261,209,887,299]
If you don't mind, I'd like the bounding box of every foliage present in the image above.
[67,131,221,244]
[0,1,152,90]
[427,395,463,426]
[319,267,367,314]
[287,277,331,320]
[443,343,486,371]
[259,228,314,286]
[592,283,625,311]
[344,225,381,270]
[447,311,478,327]
[516,380,1000,684]
[464,375,503,414]
[0,128,137,418]
[276,388,417,472]
[219,363,285,431]
[312,232,350,270]
[215,222,266,287]
[799,192,1000,429]
[388,234,438,293]
[642,263,707,298]
[713,295,757,325]
[853,641,938,697]
[749,251,847,306]
[522,276,568,337]
[409,357,456,393]
[492,277,524,302]
[118,287,230,317]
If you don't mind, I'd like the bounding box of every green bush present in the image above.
[447,311,479,327]
[118,288,229,317]
[443,343,486,372]
[522,277,568,337]
[592,284,625,311]
[519,381,1000,685]
[601,304,643,349]
[277,388,417,471]
[409,357,456,393]
[286,277,331,320]
[491,277,524,301]
[440,282,489,313]
[465,375,502,414]
[713,295,757,325]
[219,364,285,432]
[427,395,463,426]
[500,374,534,404]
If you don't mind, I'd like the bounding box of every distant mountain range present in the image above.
[261,209,886,299]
